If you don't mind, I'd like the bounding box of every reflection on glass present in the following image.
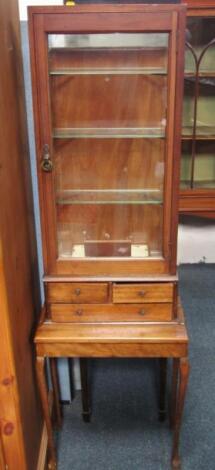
[48,33,168,258]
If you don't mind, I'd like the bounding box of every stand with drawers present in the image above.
[47,280,174,323]
[29,4,190,469]
[35,297,189,470]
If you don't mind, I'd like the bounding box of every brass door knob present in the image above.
[41,158,53,172]
[41,144,53,172]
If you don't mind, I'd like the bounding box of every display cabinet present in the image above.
[29,5,189,470]
[180,1,215,217]
[29,4,186,280]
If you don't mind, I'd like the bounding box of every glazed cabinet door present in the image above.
[29,5,186,276]
[181,11,215,191]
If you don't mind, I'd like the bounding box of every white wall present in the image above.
[178,218,215,264]
[19,0,63,21]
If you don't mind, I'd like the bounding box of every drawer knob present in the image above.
[138,290,146,297]
[75,309,83,316]
[74,288,81,296]
[139,309,145,316]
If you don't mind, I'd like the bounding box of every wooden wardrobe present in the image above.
[0,0,44,468]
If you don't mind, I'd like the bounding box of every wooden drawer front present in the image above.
[47,283,108,303]
[50,303,172,323]
[113,283,173,303]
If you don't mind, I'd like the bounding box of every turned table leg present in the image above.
[80,358,91,422]
[158,358,167,421]
[36,357,57,469]
[50,358,62,428]
[171,357,190,470]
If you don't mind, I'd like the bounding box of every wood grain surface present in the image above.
[0,0,43,468]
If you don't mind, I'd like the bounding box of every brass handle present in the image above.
[139,309,145,316]
[138,290,146,297]
[75,309,83,316]
[75,288,81,296]
[41,144,53,172]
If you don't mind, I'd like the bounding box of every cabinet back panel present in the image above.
[54,138,165,191]
[49,47,168,71]
[56,203,163,258]
[50,75,167,128]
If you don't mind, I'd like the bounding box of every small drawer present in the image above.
[50,303,172,322]
[112,283,173,303]
[47,282,108,303]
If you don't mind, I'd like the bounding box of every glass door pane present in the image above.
[194,142,215,188]
[181,141,192,189]
[181,16,215,190]
[182,78,195,139]
[48,33,168,259]
[181,141,215,189]
[196,80,215,138]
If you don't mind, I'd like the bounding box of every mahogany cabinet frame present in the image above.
[28,4,186,277]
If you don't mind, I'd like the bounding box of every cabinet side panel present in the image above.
[0,1,43,468]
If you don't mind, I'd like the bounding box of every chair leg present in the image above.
[80,358,91,422]
[50,358,62,428]
[36,357,57,470]
[171,357,190,470]
[158,358,167,421]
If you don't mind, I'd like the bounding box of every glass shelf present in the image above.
[50,67,167,76]
[182,126,215,140]
[181,180,215,189]
[53,127,165,139]
[56,189,163,205]
[185,71,215,78]
[193,180,215,189]
[180,180,191,190]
